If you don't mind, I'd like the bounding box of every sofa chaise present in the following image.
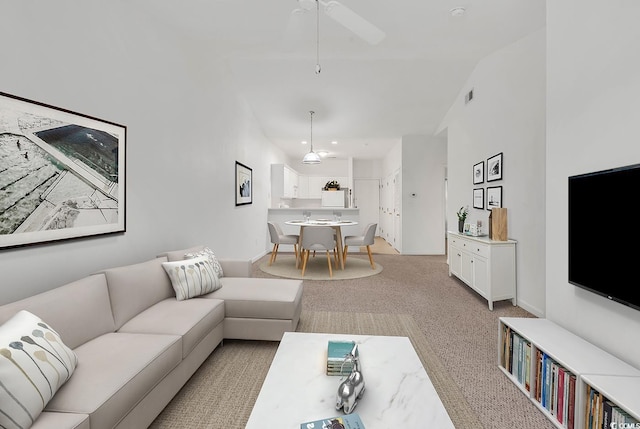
[0,245,303,429]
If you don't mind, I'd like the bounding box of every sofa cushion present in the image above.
[185,246,224,278]
[0,274,115,349]
[118,298,225,358]
[102,258,174,329]
[46,332,181,429]
[161,256,222,301]
[160,245,204,262]
[202,277,303,320]
[31,411,89,429]
[0,310,78,429]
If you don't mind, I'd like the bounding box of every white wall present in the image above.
[438,29,546,316]
[401,135,447,254]
[0,3,287,305]
[546,1,640,368]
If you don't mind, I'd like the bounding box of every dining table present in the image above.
[284,219,358,270]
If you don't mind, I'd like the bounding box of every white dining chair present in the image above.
[343,223,377,269]
[267,222,299,266]
[301,226,336,278]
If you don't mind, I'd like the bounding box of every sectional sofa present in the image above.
[0,245,303,429]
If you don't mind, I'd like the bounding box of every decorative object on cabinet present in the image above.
[447,232,516,310]
[302,110,321,164]
[473,188,484,209]
[456,206,468,233]
[235,161,252,206]
[487,152,503,182]
[486,186,502,210]
[473,161,484,184]
[324,180,341,190]
[0,91,126,250]
[489,207,508,241]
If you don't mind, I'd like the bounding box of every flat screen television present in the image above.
[568,162,640,311]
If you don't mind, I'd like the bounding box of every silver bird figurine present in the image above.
[335,343,365,414]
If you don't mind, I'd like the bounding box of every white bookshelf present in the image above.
[498,317,640,429]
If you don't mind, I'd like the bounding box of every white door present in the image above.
[353,179,380,235]
[393,169,401,252]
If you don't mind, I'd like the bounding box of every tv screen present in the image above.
[568,163,640,311]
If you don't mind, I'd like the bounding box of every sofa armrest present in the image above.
[219,259,252,278]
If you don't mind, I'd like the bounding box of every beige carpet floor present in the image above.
[151,253,555,429]
[150,311,480,429]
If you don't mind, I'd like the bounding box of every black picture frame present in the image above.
[473,188,484,209]
[486,186,503,210]
[487,152,503,182]
[235,161,252,206]
[473,161,484,184]
[0,91,126,249]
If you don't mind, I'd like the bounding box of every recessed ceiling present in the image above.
[139,0,545,160]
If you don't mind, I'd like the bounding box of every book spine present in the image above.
[567,374,575,429]
[557,367,565,424]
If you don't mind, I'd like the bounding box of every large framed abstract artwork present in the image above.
[0,91,126,249]
[235,161,252,206]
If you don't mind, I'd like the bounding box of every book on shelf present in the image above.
[567,373,575,429]
[300,413,366,429]
[557,366,565,424]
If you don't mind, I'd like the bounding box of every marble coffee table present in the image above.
[245,332,455,428]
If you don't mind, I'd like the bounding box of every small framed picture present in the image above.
[235,161,252,206]
[486,186,503,210]
[487,152,503,182]
[473,188,484,209]
[473,161,484,184]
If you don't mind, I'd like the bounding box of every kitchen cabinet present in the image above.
[271,164,298,199]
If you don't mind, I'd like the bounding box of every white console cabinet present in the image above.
[447,231,516,310]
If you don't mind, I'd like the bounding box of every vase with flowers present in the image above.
[457,206,468,233]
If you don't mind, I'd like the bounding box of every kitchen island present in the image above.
[267,208,360,253]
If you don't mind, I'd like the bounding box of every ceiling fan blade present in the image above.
[281,8,309,51]
[322,0,385,45]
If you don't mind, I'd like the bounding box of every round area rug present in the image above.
[259,255,383,280]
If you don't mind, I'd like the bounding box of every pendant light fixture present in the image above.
[302,110,321,164]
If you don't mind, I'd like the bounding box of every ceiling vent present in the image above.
[465,88,474,104]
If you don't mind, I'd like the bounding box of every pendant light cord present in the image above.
[310,111,314,151]
[315,0,321,74]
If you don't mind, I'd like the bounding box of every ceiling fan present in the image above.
[295,0,386,46]
[287,0,385,74]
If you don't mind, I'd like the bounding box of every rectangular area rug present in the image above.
[149,311,482,428]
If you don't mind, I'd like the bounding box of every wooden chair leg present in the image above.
[366,245,375,269]
[301,250,310,276]
[326,250,333,278]
[293,243,299,268]
[269,243,278,265]
[343,245,349,264]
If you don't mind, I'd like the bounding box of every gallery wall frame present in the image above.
[486,186,503,210]
[0,91,126,250]
[235,161,252,206]
[473,161,484,184]
[473,188,484,209]
[487,152,503,182]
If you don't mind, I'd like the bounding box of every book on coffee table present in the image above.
[300,413,365,429]
[327,340,357,376]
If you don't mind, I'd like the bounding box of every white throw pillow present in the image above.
[184,247,224,278]
[0,310,78,429]
[162,255,222,301]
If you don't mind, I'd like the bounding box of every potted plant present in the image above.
[457,206,468,233]
[324,180,340,191]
